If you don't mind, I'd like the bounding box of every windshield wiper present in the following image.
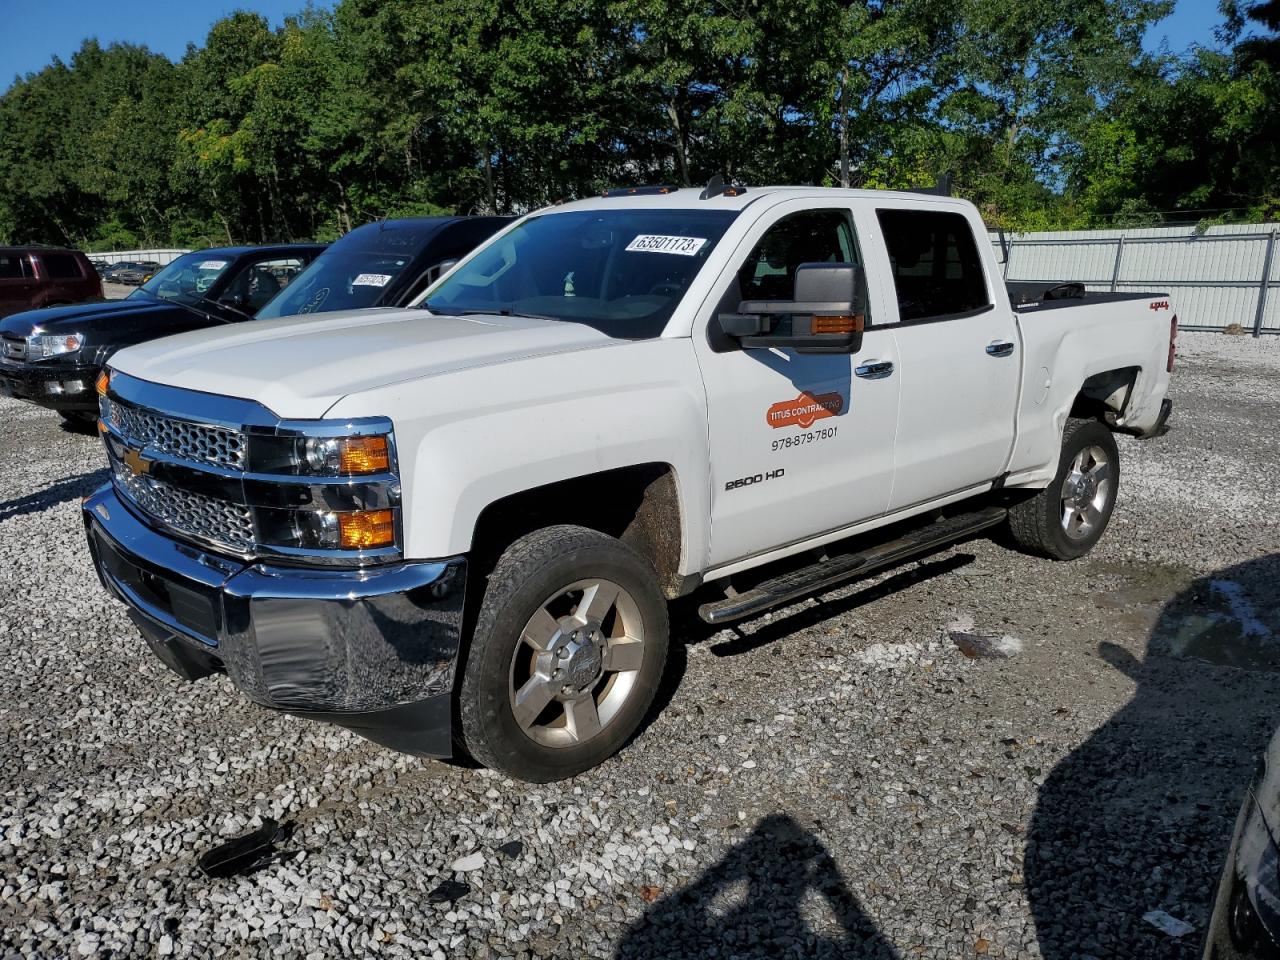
[423,304,559,322]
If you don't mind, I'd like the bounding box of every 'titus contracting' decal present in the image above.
[766,391,844,429]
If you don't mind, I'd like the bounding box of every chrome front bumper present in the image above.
[82,484,467,757]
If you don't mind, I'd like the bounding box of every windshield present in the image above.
[129,253,234,306]
[256,249,413,319]
[424,209,738,339]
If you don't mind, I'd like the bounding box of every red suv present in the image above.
[0,247,103,319]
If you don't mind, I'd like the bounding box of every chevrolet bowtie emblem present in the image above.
[121,447,152,477]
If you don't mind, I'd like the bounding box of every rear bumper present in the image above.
[0,358,100,412]
[82,484,467,757]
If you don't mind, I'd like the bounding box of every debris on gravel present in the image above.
[1,332,1278,959]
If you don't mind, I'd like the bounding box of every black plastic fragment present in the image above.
[428,879,471,903]
[197,818,293,878]
[496,840,524,859]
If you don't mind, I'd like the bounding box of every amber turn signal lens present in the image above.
[95,370,110,397]
[338,436,390,475]
[811,314,865,335]
[338,509,395,550]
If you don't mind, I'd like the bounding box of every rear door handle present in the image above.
[855,360,894,380]
[986,341,1015,357]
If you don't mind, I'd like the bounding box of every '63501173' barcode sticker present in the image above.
[625,235,707,256]
[352,273,392,287]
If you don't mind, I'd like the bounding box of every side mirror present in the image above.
[430,259,460,284]
[721,263,866,354]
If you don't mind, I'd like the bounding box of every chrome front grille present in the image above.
[2,337,25,361]
[104,397,246,470]
[113,462,255,551]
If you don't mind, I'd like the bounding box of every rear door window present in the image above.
[876,209,990,321]
[0,254,27,280]
[40,253,83,279]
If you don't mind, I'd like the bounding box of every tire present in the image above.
[458,524,669,782]
[1007,418,1120,560]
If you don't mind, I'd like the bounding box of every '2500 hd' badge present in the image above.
[766,391,844,429]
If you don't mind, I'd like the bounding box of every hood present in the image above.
[108,308,622,418]
[0,297,187,337]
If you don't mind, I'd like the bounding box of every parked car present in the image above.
[0,244,324,426]
[84,185,1176,782]
[254,215,512,321]
[0,247,103,320]
[112,261,161,286]
[100,261,141,283]
[1203,724,1280,958]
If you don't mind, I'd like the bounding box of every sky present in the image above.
[0,0,1246,93]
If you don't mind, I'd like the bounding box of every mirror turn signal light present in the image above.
[811,314,865,335]
[95,370,110,397]
[338,509,395,550]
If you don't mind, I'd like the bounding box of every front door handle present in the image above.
[986,341,1015,358]
[855,360,894,380]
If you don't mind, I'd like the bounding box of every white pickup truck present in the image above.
[83,184,1176,782]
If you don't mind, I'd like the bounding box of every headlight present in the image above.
[27,332,84,360]
[245,422,400,558]
[302,435,390,475]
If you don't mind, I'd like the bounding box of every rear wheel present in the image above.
[1007,418,1120,560]
[458,525,669,782]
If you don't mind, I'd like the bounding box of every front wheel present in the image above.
[1007,418,1120,560]
[458,525,669,782]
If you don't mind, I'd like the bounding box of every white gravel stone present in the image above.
[0,333,1277,959]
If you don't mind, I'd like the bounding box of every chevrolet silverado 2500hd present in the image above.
[83,185,1175,782]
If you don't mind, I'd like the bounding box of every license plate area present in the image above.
[93,527,221,645]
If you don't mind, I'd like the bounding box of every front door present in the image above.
[693,201,901,568]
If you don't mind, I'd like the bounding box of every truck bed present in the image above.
[1007,281,1168,312]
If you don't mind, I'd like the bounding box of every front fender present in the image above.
[326,338,711,576]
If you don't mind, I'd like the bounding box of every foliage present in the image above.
[0,0,1275,247]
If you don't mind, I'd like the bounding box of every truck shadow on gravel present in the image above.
[0,467,108,523]
[616,813,898,959]
[1027,553,1280,959]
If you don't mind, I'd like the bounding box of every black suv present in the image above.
[0,244,324,425]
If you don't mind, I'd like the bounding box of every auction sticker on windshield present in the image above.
[352,273,393,287]
[625,235,707,256]
[198,260,228,270]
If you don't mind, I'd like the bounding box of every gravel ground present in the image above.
[102,283,134,300]
[2,331,1279,959]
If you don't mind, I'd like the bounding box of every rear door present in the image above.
[0,252,36,318]
[871,205,1019,511]
[36,251,90,305]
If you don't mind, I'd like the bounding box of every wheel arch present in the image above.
[1070,365,1141,426]
[469,462,688,599]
